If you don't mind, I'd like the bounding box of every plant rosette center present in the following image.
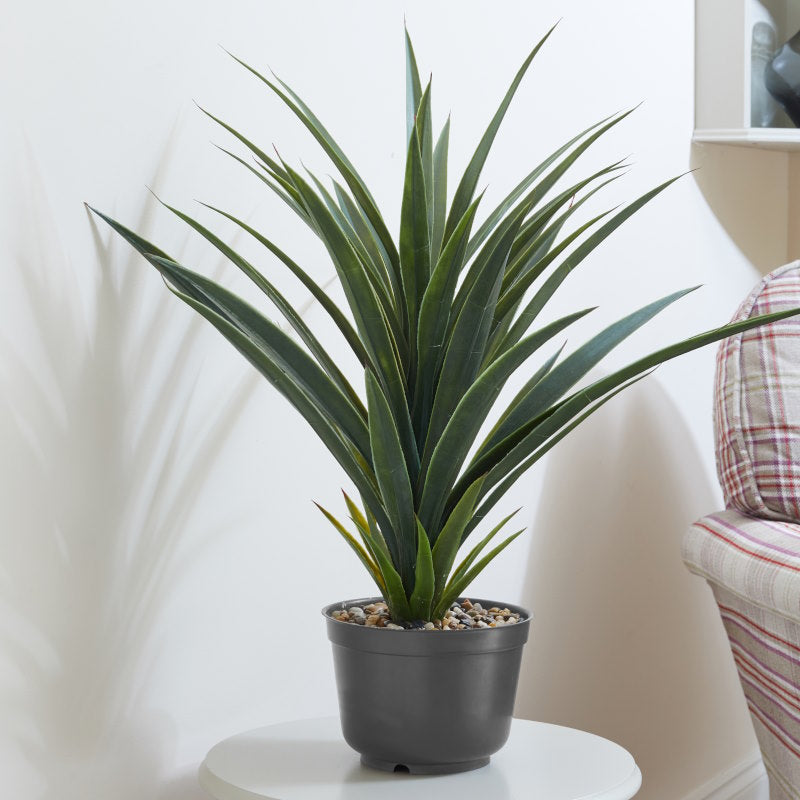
[329,598,523,630]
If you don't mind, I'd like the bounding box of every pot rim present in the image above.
[321,595,532,630]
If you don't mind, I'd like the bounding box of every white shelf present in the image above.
[693,127,800,150]
[199,717,643,800]
[694,0,800,151]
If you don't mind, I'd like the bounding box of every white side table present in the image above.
[199,716,642,800]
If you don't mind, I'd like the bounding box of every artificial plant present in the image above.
[90,26,799,623]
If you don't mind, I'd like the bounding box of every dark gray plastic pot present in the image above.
[323,596,531,775]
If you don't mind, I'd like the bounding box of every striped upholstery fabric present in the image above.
[714,261,800,521]
[683,262,800,798]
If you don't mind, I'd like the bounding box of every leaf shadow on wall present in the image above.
[0,149,258,800]
[514,377,759,800]
[690,142,791,275]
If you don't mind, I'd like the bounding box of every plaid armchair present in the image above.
[683,261,800,799]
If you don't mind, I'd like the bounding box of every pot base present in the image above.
[361,754,490,775]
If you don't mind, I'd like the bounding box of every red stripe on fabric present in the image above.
[720,604,800,655]
[747,701,800,760]
[738,424,800,433]
[721,615,800,671]
[733,654,800,714]
[739,671,800,731]
[697,522,800,572]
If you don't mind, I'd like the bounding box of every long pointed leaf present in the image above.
[147,262,396,548]
[495,175,683,323]
[432,529,525,620]
[333,180,400,307]
[227,51,403,291]
[404,25,423,145]
[343,489,391,562]
[484,286,699,453]
[160,199,366,415]
[284,164,420,478]
[466,111,622,260]
[366,370,416,587]
[315,503,385,593]
[462,305,800,509]
[461,373,652,537]
[430,476,485,607]
[412,194,483,443]
[408,519,435,619]
[199,202,370,368]
[307,171,406,355]
[151,255,374,462]
[431,117,450,261]
[418,309,592,535]
[442,23,557,244]
[399,124,431,365]
[420,204,529,497]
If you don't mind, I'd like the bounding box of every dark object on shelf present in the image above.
[765,29,800,127]
[324,596,531,774]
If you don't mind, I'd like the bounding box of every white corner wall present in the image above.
[0,1,786,798]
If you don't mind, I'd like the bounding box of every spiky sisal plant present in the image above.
[90,25,798,624]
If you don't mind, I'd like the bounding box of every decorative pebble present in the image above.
[329,599,523,630]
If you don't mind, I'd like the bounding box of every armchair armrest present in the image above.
[683,509,800,624]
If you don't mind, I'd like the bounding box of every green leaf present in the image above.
[430,117,450,261]
[484,343,566,439]
[483,286,699,455]
[495,175,683,323]
[159,198,366,416]
[452,509,521,577]
[315,502,385,593]
[415,80,435,245]
[87,209,369,467]
[462,305,800,514]
[404,25,423,145]
[333,180,401,308]
[199,202,371,368]
[412,194,483,442]
[343,489,391,562]
[283,164,419,479]
[490,207,616,357]
[442,23,557,244]
[83,214,390,542]
[432,529,525,620]
[419,203,529,498]
[465,111,624,260]
[418,308,593,536]
[215,143,309,221]
[408,519,435,620]
[430,476,486,608]
[153,255,373,460]
[461,374,652,538]
[366,370,417,588]
[501,168,626,293]
[306,171,406,356]
[399,124,431,362]
[142,260,397,551]
[354,511,413,621]
[227,51,403,294]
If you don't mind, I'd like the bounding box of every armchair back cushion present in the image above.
[715,261,800,523]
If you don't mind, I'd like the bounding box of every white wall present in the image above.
[0,1,788,798]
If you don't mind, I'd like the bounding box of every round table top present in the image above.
[199,716,641,800]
